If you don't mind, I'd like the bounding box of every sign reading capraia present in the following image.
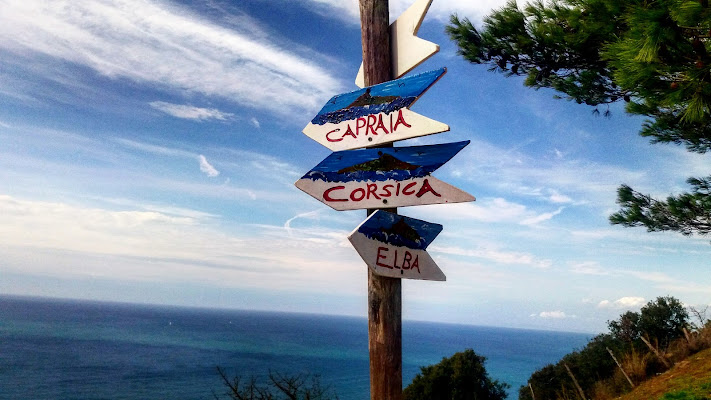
[302,68,449,151]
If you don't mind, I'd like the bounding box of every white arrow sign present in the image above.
[349,210,445,281]
[355,0,439,88]
[294,141,475,211]
[304,68,448,151]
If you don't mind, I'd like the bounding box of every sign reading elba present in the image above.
[294,141,475,211]
[348,210,445,281]
[302,68,449,152]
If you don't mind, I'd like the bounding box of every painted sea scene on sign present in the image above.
[311,67,445,125]
[354,209,442,250]
[349,210,446,280]
[299,140,468,183]
[294,141,475,210]
[303,68,449,151]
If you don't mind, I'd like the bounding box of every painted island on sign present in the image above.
[302,68,449,151]
[348,210,445,281]
[294,141,475,211]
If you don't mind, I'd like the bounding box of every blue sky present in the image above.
[1,0,709,333]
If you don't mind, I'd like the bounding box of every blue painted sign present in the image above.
[302,68,448,151]
[294,141,475,211]
[348,210,445,280]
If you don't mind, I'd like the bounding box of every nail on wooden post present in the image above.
[358,1,402,399]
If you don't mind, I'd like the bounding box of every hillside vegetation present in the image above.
[520,297,711,400]
[619,347,711,400]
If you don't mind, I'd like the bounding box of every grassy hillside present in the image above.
[618,348,711,400]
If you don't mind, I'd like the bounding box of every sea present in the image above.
[0,296,591,399]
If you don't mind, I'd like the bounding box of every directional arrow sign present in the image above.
[303,68,448,151]
[349,210,445,281]
[295,141,475,211]
[356,0,439,88]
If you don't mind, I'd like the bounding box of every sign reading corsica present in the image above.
[302,68,449,151]
[294,141,475,211]
[348,210,445,281]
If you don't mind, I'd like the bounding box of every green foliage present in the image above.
[519,296,689,399]
[660,389,711,400]
[519,333,624,400]
[403,349,509,400]
[638,296,690,348]
[609,310,642,343]
[610,178,711,236]
[608,296,689,352]
[448,0,711,240]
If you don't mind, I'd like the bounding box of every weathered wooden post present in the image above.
[640,335,672,368]
[564,363,587,400]
[528,383,536,400]
[607,347,635,388]
[295,1,472,399]
[358,1,401,398]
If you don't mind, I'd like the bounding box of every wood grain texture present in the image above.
[356,0,439,87]
[359,1,401,399]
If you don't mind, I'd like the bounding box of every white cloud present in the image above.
[623,270,677,284]
[0,0,342,116]
[431,244,552,269]
[413,198,565,228]
[537,311,567,319]
[198,155,220,177]
[520,207,564,225]
[548,190,573,204]
[597,296,646,309]
[250,117,261,129]
[450,139,647,209]
[284,210,323,237]
[150,101,233,121]
[0,195,364,294]
[570,261,609,275]
[113,138,195,158]
[417,198,526,223]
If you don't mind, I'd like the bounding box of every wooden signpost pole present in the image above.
[359,0,402,399]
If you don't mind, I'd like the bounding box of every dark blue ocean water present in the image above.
[0,296,590,399]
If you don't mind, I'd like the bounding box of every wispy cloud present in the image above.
[250,117,261,129]
[0,0,342,116]
[0,195,364,293]
[432,244,552,268]
[598,297,646,309]
[113,138,195,158]
[150,101,234,121]
[451,139,646,208]
[532,311,570,319]
[570,261,609,275]
[198,155,220,177]
[412,198,564,226]
[520,207,564,225]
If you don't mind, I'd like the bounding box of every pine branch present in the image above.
[610,181,711,237]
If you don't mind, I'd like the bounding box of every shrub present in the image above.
[403,349,509,400]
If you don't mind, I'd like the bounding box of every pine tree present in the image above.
[447,0,711,239]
